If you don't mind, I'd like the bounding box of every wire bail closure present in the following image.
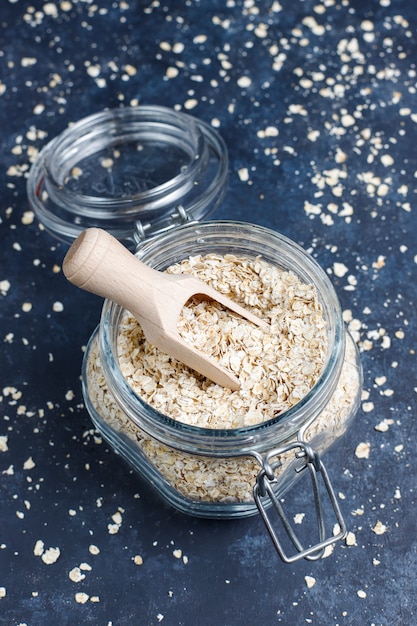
[253,432,347,563]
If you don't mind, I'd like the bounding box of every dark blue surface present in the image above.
[1,1,416,624]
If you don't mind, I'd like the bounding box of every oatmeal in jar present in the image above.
[117,253,328,428]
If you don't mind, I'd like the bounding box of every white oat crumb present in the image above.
[372,521,387,535]
[34,540,44,556]
[237,76,252,88]
[345,531,357,546]
[305,576,316,588]
[333,262,349,278]
[111,511,123,525]
[355,442,371,459]
[237,167,249,181]
[41,547,60,565]
[362,402,374,413]
[23,457,35,470]
[107,523,120,535]
[75,592,89,604]
[184,99,198,110]
[69,567,86,583]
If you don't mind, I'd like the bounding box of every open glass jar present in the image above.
[28,106,362,563]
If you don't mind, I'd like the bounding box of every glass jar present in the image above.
[83,221,362,562]
[28,106,362,563]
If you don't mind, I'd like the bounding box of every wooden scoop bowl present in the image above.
[63,228,268,390]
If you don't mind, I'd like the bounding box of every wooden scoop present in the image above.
[63,228,268,390]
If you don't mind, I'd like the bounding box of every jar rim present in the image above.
[27,105,228,246]
[96,221,345,455]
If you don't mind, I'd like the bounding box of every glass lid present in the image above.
[27,105,229,248]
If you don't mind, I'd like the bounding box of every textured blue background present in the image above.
[1,1,416,624]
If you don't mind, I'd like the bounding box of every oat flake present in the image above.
[355,442,371,459]
[305,576,316,588]
[41,547,60,565]
[75,592,89,604]
[372,521,387,535]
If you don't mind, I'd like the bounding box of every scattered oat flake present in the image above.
[53,301,64,312]
[0,587,6,599]
[184,99,198,110]
[133,555,143,565]
[355,442,370,459]
[34,540,44,556]
[41,547,60,565]
[43,2,59,17]
[111,511,123,525]
[362,402,374,413]
[361,20,374,31]
[21,57,37,67]
[333,262,349,278]
[237,76,252,88]
[0,280,11,296]
[305,576,316,588]
[89,545,100,555]
[87,64,101,78]
[173,549,182,559]
[22,210,34,225]
[0,436,8,453]
[345,531,357,546]
[372,521,387,535]
[107,523,120,534]
[322,544,334,559]
[381,154,394,167]
[75,592,89,604]
[357,589,367,599]
[165,67,179,79]
[375,419,392,432]
[23,457,35,470]
[80,562,92,572]
[237,168,249,182]
[124,64,137,76]
[69,567,86,583]
[341,114,355,127]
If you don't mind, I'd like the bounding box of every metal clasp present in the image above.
[133,204,195,245]
[253,439,347,563]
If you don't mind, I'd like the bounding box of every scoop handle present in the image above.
[62,228,159,317]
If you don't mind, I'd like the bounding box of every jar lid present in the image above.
[27,105,229,247]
